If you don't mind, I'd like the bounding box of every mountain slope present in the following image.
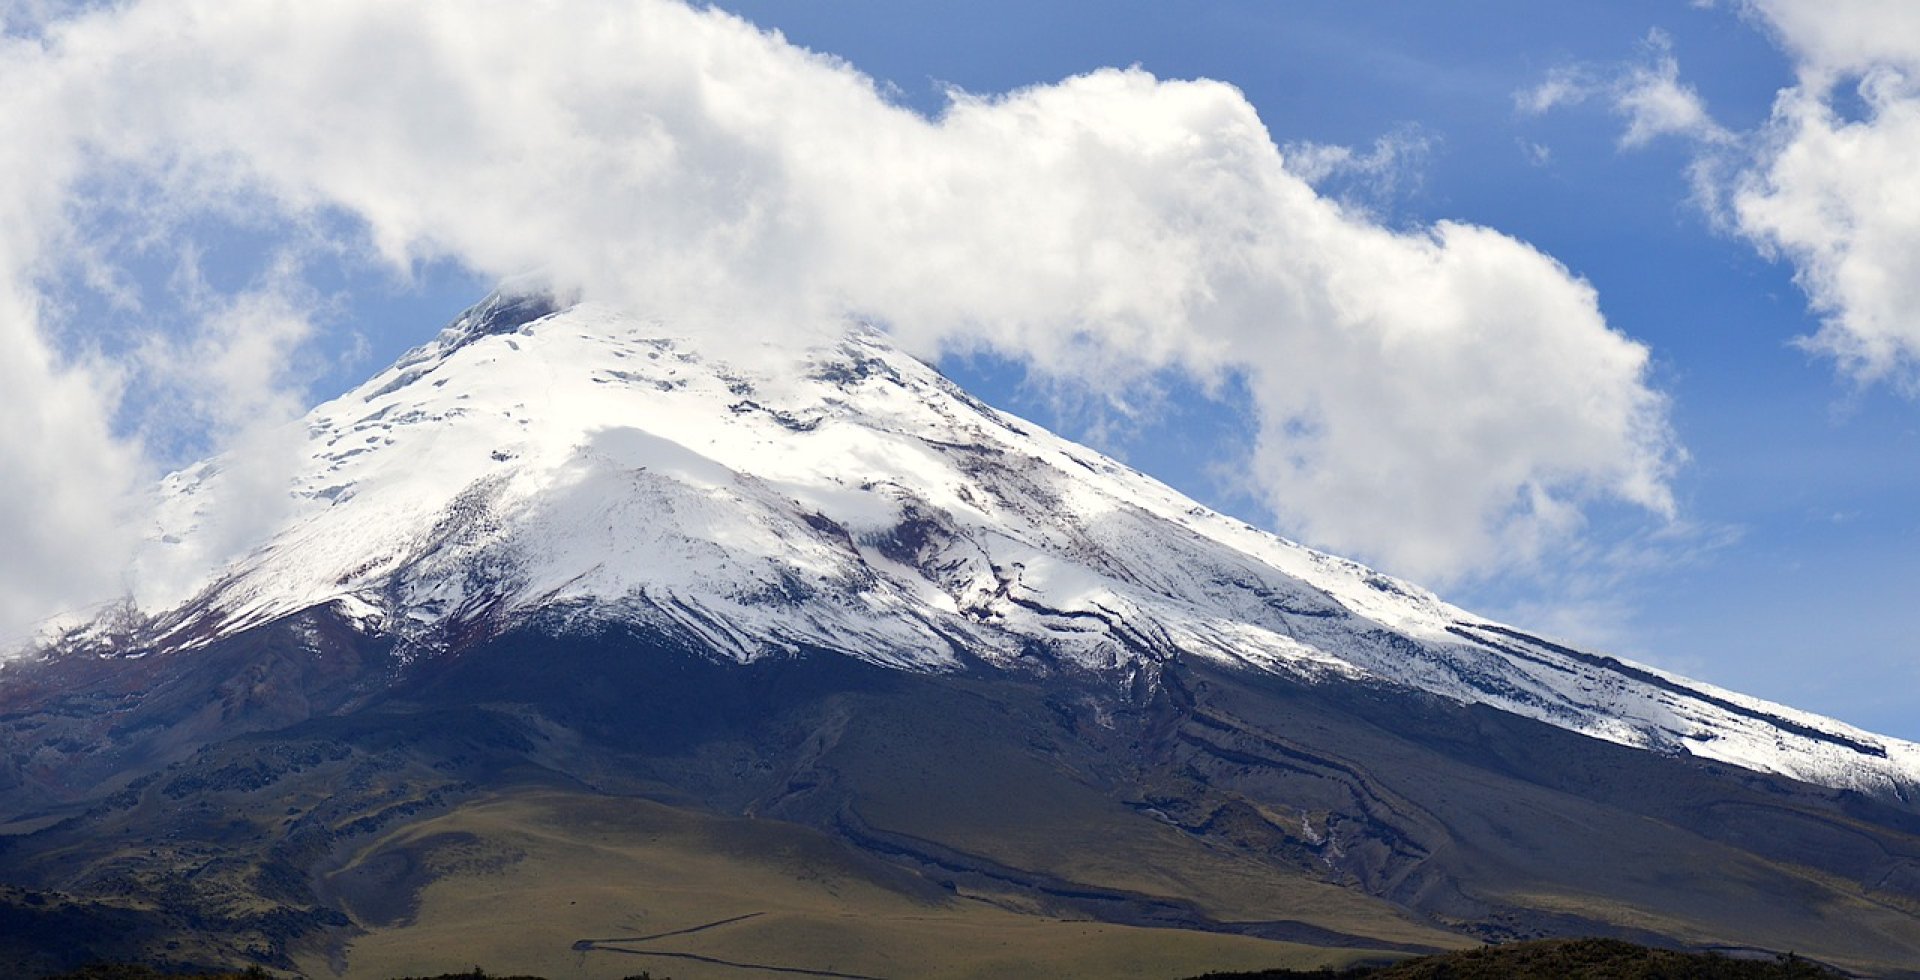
[91,292,1920,797]
[8,611,1920,977]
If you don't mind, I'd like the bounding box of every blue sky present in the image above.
[3,1,1918,738]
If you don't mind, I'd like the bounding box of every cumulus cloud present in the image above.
[1725,1,1920,389]
[1739,0,1920,81]
[1734,78,1920,386]
[0,0,1681,636]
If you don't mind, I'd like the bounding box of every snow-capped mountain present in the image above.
[88,292,1920,797]
[15,291,1920,978]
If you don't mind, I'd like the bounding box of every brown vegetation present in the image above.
[1185,937,1843,979]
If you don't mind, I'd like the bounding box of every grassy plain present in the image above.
[313,790,1419,980]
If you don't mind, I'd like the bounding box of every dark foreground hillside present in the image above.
[1186,938,1843,979]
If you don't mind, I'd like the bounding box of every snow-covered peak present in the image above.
[103,297,1920,796]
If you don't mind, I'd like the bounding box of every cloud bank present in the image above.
[0,0,1680,638]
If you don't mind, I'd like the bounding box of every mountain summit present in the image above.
[5,295,1920,978]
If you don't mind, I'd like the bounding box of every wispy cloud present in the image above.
[1517,30,1732,149]
[1468,515,1742,673]
[1515,65,1598,116]
[1615,31,1735,148]
[1282,124,1436,215]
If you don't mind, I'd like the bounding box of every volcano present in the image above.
[4,294,1919,979]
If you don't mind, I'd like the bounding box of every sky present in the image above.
[2,1,1918,738]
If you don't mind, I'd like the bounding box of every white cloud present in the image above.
[1519,32,1730,150]
[0,0,1682,635]
[1734,78,1920,386]
[1739,0,1920,82]
[1282,125,1434,210]
[1516,66,1598,115]
[1615,31,1733,148]
[0,283,144,644]
[130,250,320,449]
[1723,2,1920,389]
[0,22,145,643]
